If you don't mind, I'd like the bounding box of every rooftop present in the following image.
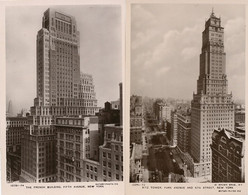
[213,128,245,142]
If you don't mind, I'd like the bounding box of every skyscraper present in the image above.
[20,8,99,183]
[37,8,80,107]
[7,100,14,117]
[190,11,235,178]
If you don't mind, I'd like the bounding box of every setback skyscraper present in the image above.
[37,9,80,106]
[190,11,235,179]
[20,8,99,183]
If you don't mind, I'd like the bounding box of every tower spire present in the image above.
[211,7,215,17]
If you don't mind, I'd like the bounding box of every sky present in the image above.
[131,4,245,103]
[6,5,122,115]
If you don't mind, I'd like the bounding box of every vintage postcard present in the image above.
[1,0,124,195]
[127,1,247,195]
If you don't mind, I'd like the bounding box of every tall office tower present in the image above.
[20,8,99,183]
[190,11,235,178]
[20,8,79,183]
[37,8,80,106]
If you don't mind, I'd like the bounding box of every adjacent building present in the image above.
[6,117,28,182]
[6,117,27,153]
[130,95,144,144]
[177,111,191,153]
[79,73,100,116]
[56,116,98,182]
[235,106,245,133]
[130,143,143,182]
[211,128,245,182]
[154,100,171,123]
[97,101,120,146]
[190,11,235,178]
[99,124,123,181]
[170,111,178,147]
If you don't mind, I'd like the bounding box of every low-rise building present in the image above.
[97,102,120,145]
[6,117,28,153]
[99,124,123,181]
[6,116,27,182]
[211,128,245,182]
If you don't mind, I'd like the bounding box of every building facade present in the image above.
[6,117,27,153]
[130,95,144,144]
[99,124,123,181]
[97,101,120,146]
[190,11,235,178]
[170,111,178,147]
[6,117,28,182]
[235,106,245,132]
[211,128,245,182]
[79,73,99,116]
[130,143,143,182]
[56,116,98,182]
[20,9,99,183]
[37,9,80,106]
[154,101,171,123]
[177,112,191,153]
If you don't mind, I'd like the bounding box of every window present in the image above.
[108,172,111,177]
[116,174,119,180]
[115,155,119,161]
[76,177,81,182]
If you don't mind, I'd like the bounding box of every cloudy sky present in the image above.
[6,5,122,114]
[131,4,245,103]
